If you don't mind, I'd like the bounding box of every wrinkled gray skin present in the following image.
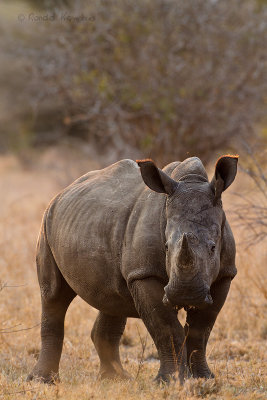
[28,156,238,384]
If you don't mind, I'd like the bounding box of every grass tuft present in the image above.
[0,150,266,399]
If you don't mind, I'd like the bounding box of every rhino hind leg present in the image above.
[27,231,76,383]
[91,312,131,380]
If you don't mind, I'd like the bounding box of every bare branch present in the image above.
[232,143,267,246]
[135,325,148,380]
[0,323,41,334]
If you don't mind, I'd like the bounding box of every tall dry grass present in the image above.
[0,149,266,399]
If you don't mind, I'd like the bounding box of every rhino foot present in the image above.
[26,371,59,385]
[190,365,215,379]
[155,373,170,384]
[193,370,215,379]
[154,372,177,385]
[155,368,190,385]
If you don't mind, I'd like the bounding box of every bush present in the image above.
[0,0,266,162]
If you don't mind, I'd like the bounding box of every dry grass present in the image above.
[0,149,266,399]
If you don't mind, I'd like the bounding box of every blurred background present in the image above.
[0,1,266,398]
[0,0,266,166]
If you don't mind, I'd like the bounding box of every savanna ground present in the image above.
[0,147,266,400]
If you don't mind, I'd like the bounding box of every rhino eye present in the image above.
[209,240,216,253]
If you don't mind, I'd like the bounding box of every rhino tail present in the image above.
[36,209,62,302]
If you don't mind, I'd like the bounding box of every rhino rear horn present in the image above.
[211,155,239,204]
[137,159,178,195]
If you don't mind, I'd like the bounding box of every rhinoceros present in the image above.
[28,155,238,384]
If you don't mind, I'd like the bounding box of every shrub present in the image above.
[0,0,266,162]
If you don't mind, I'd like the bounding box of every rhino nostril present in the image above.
[204,293,213,305]
[162,293,171,306]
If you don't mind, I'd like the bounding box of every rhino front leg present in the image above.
[186,277,231,379]
[129,278,187,384]
[91,312,131,380]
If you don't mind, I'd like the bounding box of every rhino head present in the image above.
[137,155,238,309]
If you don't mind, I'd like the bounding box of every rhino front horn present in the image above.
[178,233,194,268]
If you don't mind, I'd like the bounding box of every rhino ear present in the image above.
[137,159,178,195]
[211,155,239,203]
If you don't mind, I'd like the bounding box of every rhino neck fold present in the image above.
[160,196,168,249]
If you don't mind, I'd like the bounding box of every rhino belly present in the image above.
[51,246,139,317]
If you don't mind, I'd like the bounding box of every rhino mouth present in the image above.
[162,293,212,311]
[162,293,196,311]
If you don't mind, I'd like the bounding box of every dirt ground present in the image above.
[0,148,266,399]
